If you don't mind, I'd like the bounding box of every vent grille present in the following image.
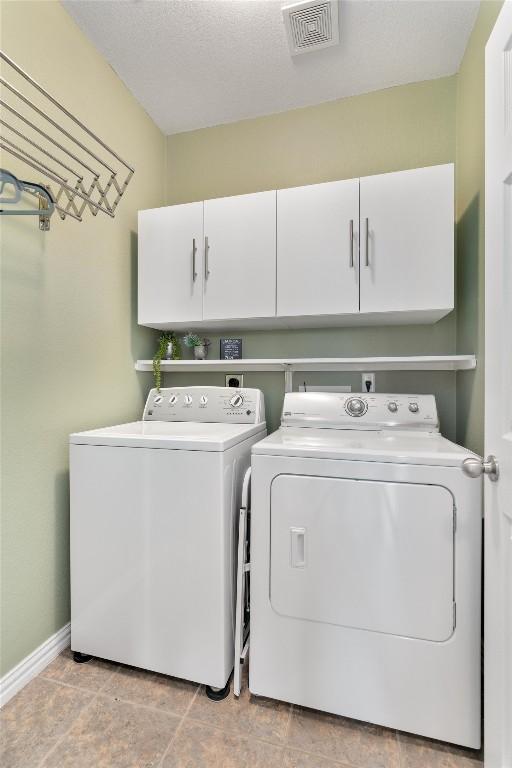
[283,0,340,56]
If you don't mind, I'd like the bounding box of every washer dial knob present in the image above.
[388,401,398,413]
[229,394,244,408]
[346,397,367,417]
[184,394,193,405]
[409,402,419,413]
[200,395,208,405]
[153,395,163,404]
[168,394,178,405]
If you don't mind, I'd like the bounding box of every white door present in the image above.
[138,202,203,325]
[270,475,455,641]
[277,179,359,317]
[359,164,454,314]
[203,191,276,320]
[484,4,512,765]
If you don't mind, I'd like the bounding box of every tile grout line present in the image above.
[155,684,201,768]
[284,702,294,746]
[34,663,121,768]
[39,672,200,721]
[183,710,293,750]
[39,662,120,696]
[38,674,105,696]
[275,705,399,768]
[34,687,102,768]
[396,729,404,768]
[281,740,355,767]
[93,687,199,721]
[282,738,367,768]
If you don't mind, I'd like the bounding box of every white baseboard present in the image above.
[0,622,71,708]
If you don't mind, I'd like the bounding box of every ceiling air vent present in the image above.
[283,0,340,56]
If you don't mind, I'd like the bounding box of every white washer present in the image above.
[250,392,481,748]
[70,386,265,696]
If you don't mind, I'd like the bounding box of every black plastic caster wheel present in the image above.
[205,681,230,701]
[73,651,93,664]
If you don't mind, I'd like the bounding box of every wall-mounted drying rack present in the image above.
[135,355,477,393]
[0,50,134,229]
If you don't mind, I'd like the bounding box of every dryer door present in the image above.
[270,475,455,641]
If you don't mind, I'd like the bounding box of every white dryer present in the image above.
[70,386,265,699]
[250,392,481,747]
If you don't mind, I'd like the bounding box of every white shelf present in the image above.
[136,355,476,373]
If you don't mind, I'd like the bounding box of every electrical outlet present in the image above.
[225,374,244,388]
[362,373,375,393]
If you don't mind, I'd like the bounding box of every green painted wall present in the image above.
[165,77,458,434]
[0,1,163,676]
[455,0,503,455]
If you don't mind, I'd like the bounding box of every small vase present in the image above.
[194,345,208,360]
[164,342,175,360]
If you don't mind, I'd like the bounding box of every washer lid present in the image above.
[252,427,478,467]
[70,421,266,451]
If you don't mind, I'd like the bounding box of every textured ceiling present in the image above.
[62,0,479,135]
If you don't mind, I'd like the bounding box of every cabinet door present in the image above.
[138,202,203,325]
[203,192,276,320]
[277,179,359,316]
[359,164,454,314]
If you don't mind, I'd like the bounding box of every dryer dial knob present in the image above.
[169,394,178,405]
[388,402,398,413]
[200,395,208,405]
[230,394,244,408]
[184,395,193,405]
[409,402,419,413]
[346,397,366,417]
[153,395,163,404]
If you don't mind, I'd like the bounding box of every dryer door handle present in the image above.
[290,527,306,568]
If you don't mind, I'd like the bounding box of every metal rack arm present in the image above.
[0,100,101,177]
[0,119,84,180]
[0,50,134,174]
[0,78,117,175]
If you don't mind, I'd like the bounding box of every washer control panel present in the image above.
[143,387,265,424]
[281,393,438,431]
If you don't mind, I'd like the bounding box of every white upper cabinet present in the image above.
[202,191,276,320]
[137,164,454,330]
[277,179,359,317]
[138,202,203,325]
[359,164,454,315]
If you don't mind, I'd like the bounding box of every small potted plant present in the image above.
[183,333,211,360]
[153,331,181,390]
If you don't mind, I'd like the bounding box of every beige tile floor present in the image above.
[0,649,483,768]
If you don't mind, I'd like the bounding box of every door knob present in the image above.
[462,455,499,481]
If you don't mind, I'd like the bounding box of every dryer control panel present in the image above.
[281,393,439,431]
[143,387,265,424]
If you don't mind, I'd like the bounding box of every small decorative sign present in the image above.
[220,338,242,360]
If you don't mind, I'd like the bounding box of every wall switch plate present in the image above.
[226,374,244,388]
[362,373,375,393]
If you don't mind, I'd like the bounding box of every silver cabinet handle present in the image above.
[192,238,197,282]
[365,217,369,266]
[204,236,210,280]
[349,219,354,268]
[462,455,499,481]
